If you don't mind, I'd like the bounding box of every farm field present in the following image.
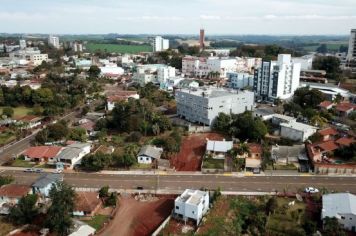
[0,106,33,119]
[86,43,152,53]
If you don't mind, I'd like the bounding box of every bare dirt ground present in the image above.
[98,195,174,236]
[170,133,225,171]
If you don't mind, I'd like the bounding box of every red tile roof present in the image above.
[247,143,262,154]
[79,120,95,131]
[317,141,339,152]
[0,184,30,198]
[318,127,338,137]
[335,102,356,112]
[335,137,354,147]
[18,115,42,122]
[74,192,101,213]
[24,146,62,159]
[319,101,333,108]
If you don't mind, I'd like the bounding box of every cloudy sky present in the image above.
[1,0,356,35]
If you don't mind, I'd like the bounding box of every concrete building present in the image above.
[157,66,176,83]
[71,42,83,52]
[99,64,124,78]
[176,87,254,126]
[322,193,356,232]
[174,189,209,225]
[292,55,314,70]
[153,36,169,52]
[280,121,317,142]
[300,82,351,101]
[55,143,91,169]
[48,35,60,49]
[30,54,48,66]
[253,54,301,101]
[226,72,254,89]
[19,39,26,49]
[346,29,356,72]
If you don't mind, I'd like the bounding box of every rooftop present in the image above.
[32,173,62,188]
[176,189,207,206]
[280,121,316,132]
[0,184,30,198]
[74,192,101,213]
[138,145,163,160]
[56,143,90,161]
[24,146,63,159]
[206,140,233,153]
[318,127,338,137]
[322,193,356,219]
[319,101,333,108]
[177,87,254,98]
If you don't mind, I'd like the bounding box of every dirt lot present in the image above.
[99,195,174,236]
[170,133,225,171]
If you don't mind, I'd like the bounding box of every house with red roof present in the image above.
[318,127,338,141]
[335,102,356,117]
[17,115,43,129]
[0,184,31,214]
[23,146,63,163]
[319,101,334,111]
[106,91,140,111]
[73,192,102,217]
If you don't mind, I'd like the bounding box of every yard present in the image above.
[0,217,16,236]
[86,43,152,54]
[83,215,110,231]
[0,106,33,119]
[201,158,224,169]
[10,157,35,168]
[170,133,225,171]
[0,131,16,146]
[266,198,307,235]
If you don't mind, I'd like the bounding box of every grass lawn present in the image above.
[202,158,224,169]
[0,132,15,146]
[11,158,35,168]
[0,217,16,235]
[83,215,110,231]
[0,106,34,119]
[86,43,152,53]
[266,198,306,235]
[131,163,152,169]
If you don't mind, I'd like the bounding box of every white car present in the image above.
[54,169,63,174]
[304,187,319,193]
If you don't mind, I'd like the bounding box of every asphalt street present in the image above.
[2,170,356,194]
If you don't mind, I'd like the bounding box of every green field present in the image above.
[0,132,15,146]
[302,42,348,52]
[86,43,152,54]
[83,215,110,231]
[0,106,33,119]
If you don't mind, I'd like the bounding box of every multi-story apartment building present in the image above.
[292,55,314,70]
[48,35,60,49]
[133,64,175,86]
[346,29,356,72]
[19,39,26,49]
[157,66,176,83]
[182,56,238,78]
[30,54,48,66]
[226,72,254,89]
[253,54,301,101]
[174,189,209,225]
[176,87,255,126]
[153,36,169,52]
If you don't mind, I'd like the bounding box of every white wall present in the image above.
[137,155,153,164]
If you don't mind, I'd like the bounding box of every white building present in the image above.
[292,55,314,70]
[48,35,60,49]
[19,39,26,49]
[157,66,176,83]
[106,91,140,111]
[226,72,254,89]
[280,121,317,142]
[30,54,48,66]
[300,82,352,101]
[99,64,125,78]
[347,29,356,61]
[174,189,209,225]
[322,193,356,232]
[137,145,163,164]
[176,87,255,126]
[153,36,169,52]
[253,54,301,101]
[182,56,239,78]
[55,143,91,169]
[71,42,83,52]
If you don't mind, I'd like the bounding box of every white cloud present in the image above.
[200,15,221,20]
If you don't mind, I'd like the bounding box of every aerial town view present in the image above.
[0,0,356,235]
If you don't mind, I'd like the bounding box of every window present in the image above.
[175,206,179,210]
[192,211,195,214]
[341,216,345,219]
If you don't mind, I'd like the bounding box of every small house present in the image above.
[73,192,102,217]
[23,146,63,163]
[137,145,163,164]
[206,139,233,159]
[55,143,91,169]
[32,174,63,197]
[0,184,31,214]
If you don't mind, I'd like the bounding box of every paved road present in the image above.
[2,170,356,194]
[0,111,78,165]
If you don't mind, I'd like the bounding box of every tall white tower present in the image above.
[48,35,60,49]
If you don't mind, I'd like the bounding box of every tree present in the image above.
[105,192,118,206]
[81,106,90,116]
[99,186,109,198]
[9,194,38,225]
[2,106,14,118]
[266,197,278,215]
[323,217,346,236]
[81,152,112,171]
[32,88,54,105]
[46,182,76,236]
[310,115,328,127]
[316,44,328,54]
[0,175,14,186]
[212,113,232,134]
[47,122,69,141]
[334,93,343,104]
[313,56,342,80]
[35,129,49,144]
[88,65,101,78]
[68,127,87,142]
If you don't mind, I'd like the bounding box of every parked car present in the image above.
[34,168,44,173]
[304,187,319,193]
[136,186,144,190]
[24,168,35,173]
[54,169,63,174]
